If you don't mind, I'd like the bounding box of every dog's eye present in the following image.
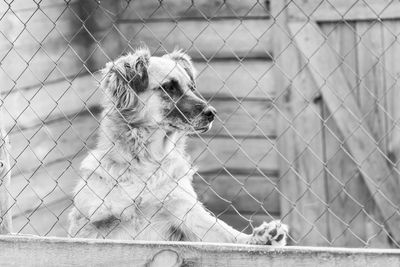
[160,80,181,96]
[162,83,174,92]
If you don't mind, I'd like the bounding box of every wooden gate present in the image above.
[273,0,400,247]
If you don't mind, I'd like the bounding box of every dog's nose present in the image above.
[202,106,216,122]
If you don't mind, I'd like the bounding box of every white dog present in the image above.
[68,47,289,245]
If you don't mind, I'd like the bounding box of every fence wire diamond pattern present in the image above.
[0,0,400,249]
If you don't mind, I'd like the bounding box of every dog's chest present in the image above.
[76,155,197,228]
[119,165,193,202]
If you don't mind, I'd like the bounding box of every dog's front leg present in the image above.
[176,203,288,246]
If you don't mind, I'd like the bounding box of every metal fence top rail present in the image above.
[0,235,400,266]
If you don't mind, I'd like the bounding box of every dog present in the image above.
[68,47,289,245]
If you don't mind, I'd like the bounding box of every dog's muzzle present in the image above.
[202,106,216,122]
[194,106,216,133]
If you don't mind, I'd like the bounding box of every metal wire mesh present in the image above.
[1,0,400,248]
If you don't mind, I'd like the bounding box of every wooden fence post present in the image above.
[0,106,12,234]
[271,0,330,245]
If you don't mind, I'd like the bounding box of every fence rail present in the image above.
[1,235,400,266]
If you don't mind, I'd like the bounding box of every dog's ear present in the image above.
[124,48,150,93]
[103,48,150,109]
[164,49,196,82]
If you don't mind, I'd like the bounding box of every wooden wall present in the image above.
[1,0,279,237]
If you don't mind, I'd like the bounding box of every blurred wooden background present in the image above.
[1,0,279,237]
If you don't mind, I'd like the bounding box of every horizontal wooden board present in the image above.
[195,174,280,214]
[0,43,88,93]
[313,3,400,22]
[207,99,276,137]
[10,152,83,220]
[285,0,395,21]
[3,59,276,132]
[2,73,103,132]
[12,197,72,237]
[118,0,269,20]
[0,0,77,13]
[8,111,100,177]
[1,235,400,266]
[189,137,277,173]
[195,60,276,98]
[116,19,274,61]
[0,2,79,49]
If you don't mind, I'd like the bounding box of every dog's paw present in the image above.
[247,220,289,246]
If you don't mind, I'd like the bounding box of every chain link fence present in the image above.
[1,0,400,248]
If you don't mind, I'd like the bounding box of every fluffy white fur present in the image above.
[68,47,289,245]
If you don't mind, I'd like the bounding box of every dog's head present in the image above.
[101,47,216,133]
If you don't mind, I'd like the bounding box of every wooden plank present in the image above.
[8,110,100,177]
[1,235,400,266]
[195,174,279,215]
[188,137,277,174]
[286,68,329,246]
[289,21,400,242]
[270,0,304,246]
[2,73,103,132]
[1,0,77,13]
[118,0,269,20]
[353,21,393,247]
[271,0,329,246]
[319,22,390,248]
[0,43,88,94]
[321,108,392,248]
[12,197,72,237]
[0,3,76,49]
[313,2,400,22]
[0,93,12,234]
[195,60,276,98]
[356,21,388,153]
[116,19,274,61]
[9,153,84,220]
[319,23,359,99]
[382,21,400,186]
[283,0,394,21]
[205,98,276,137]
